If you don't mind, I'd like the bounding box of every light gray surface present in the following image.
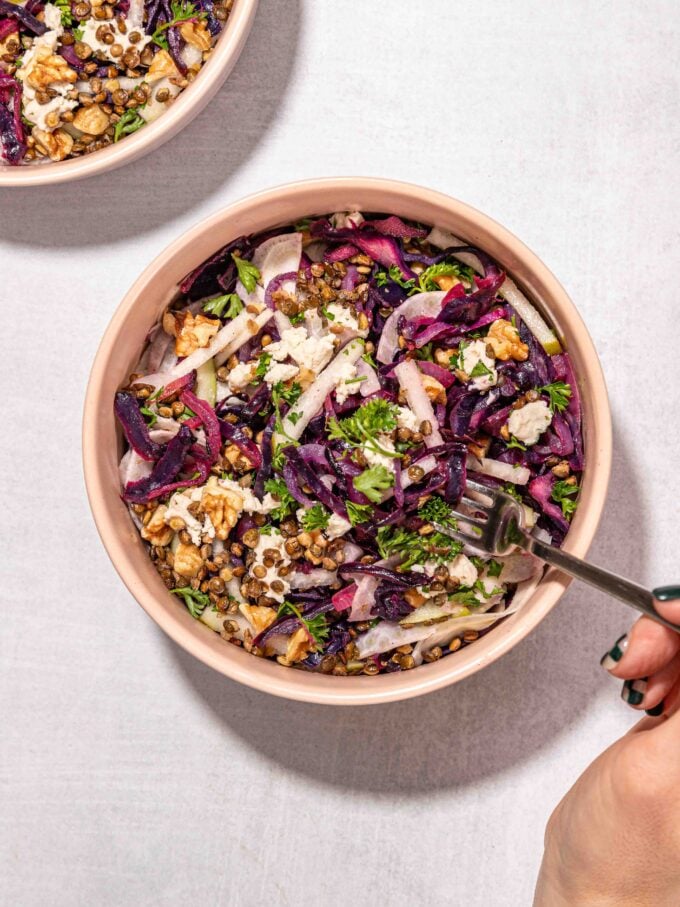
[1,1,679,904]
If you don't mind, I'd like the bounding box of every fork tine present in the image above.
[465,477,496,497]
[432,522,484,547]
[459,494,492,513]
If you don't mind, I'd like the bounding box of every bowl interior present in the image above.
[0,0,258,186]
[83,178,612,705]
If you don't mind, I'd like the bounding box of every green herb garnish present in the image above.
[231,253,261,294]
[420,495,458,530]
[277,601,329,649]
[301,504,330,532]
[327,398,400,458]
[469,360,493,379]
[506,436,527,451]
[264,476,296,521]
[540,381,572,413]
[202,293,243,318]
[346,501,372,526]
[114,107,146,142]
[377,524,463,571]
[151,0,205,48]
[171,587,210,619]
[551,479,579,519]
[140,405,158,428]
[353,464,394,502]
[417,261,475,292]
[254,352,271,380]
[54,0,72,26]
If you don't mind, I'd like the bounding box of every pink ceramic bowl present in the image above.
[0,0,257,187]
[83,177,612,705]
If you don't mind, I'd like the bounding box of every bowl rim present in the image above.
[0,0,258,187]
[83,176,613,705]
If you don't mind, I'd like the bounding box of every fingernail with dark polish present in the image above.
[646,701,664,717]
[654,586,680,601]
[600,634,629,670]
[622,678,647,707]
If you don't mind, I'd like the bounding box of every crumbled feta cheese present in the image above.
[508,400,552,446]
[264,362,300,386]
[326,513,352,539]
[325,303,359,331]
[266,327,335,373]
[461,339,498,391]
[17,13,78,132]
[165,488,209,546]
[251,531,291,603]
[396,406,419,432]
[363,434,397,471]
[79,17,151,64]
[217,477,277,515]
[421,554,479,587]
[227,361,256,392]
[333,360,360,404]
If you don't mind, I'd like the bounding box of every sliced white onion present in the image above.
[355,357,381,396]
[141,77,181,124]
[467,455,531,485]
[376,291,446,364]
[393,359,444,447]
[168,308,272,375]
[119,449,151,486]
[355,621,435,659]
[277,338,364,443]
[426,227,561,354]
[289,568,337,590]
[304,309,324,338]
[237,233,303,336]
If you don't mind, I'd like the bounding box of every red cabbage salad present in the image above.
[0,0,232,165]
[116,211,583,675]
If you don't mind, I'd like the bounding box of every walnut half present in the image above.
[32,127,73,162]
[486,319,529,362]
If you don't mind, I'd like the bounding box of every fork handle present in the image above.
[518,531,680,633]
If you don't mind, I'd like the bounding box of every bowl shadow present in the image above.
[0,0,300,247]
[167,425,640,795]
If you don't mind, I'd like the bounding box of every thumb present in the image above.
[652,586,680,626]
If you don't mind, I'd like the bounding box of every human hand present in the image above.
[533,587,680,907]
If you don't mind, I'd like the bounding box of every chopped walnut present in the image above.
[72,104,110,136]
[551,460,571,478]
[434,348,456,367]
[25,47,77,89]
[173,541,203,578]
[432,274,459,292]
[147,49,180,82]
[468,435,492,459]
[420,374,447,405]
[141,505,175,546]
[179,20,212,51]
[201,476,242,540]
[240,603,277,636]
[169,311,220,357]
[32,127,73,162]
[297,366,316,391]
[486,319,529,362]
[279,626,314,665]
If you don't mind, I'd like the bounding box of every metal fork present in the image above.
[433,477,680,632]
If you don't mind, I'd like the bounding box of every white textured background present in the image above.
[2,1,679,904]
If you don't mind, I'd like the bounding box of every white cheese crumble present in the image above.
[326,513,352,539]
[461,339,498,391]
[507,400,552,446]
[325,303,359,331]
[227,361,255,392]
[17,9,78,132]
[396,406,419,432]
[333,360,360,405]
[363,434,397,472]
[264,362,300,386]
[79,17,151,64]
[420,554,479,587]
[251,532,291,604]
[216,477,277,515]
[165,488,214,546]
[266,327,335,373]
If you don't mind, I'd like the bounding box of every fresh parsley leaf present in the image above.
[54,0,73,26]
[294,216,314,231]
[551,479,579,519]
[255,352,271,380]
[417,261,474,293]
[288,411,301,425]
[346,501,372,526]
[264,476,296,521]
[375,264,416,293]
[414,342,435,362]
[274,381,302,406]
[506,436,527,451]
[420,495,458,529]
[289,311,306,325]
[140,405,158,428]
[448,588,481,608]
[171,587,210,619]
[361,350,378,369]
[377,524,463,571]
[232,254,261,294]
[502,483,523,502]
[486,558,504,578]
[114,107,146,142]
[202,293,243,318]
[540,380,572,413]
[277,601,329,649]
[353,464,394,502]
[301,504,330,532]
[72,22,85,40]
[327,398,400,456]
[469,360,493,379]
